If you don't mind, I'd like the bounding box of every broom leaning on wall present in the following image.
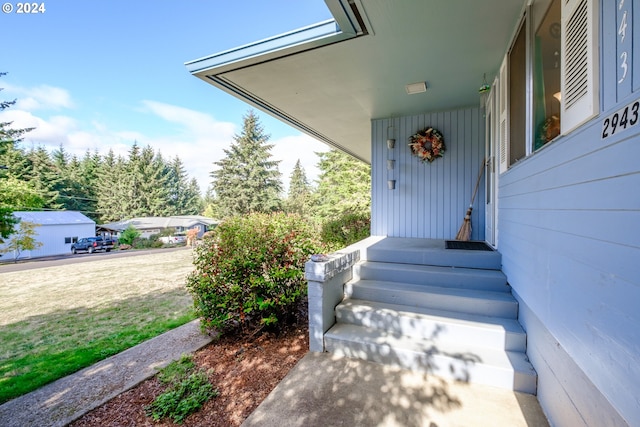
[455,158,486,241]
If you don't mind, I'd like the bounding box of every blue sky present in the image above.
[0,0,333,193]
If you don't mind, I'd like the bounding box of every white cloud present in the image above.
[272,134,330,190]
[140,100,237,192]
[4,83,74,111]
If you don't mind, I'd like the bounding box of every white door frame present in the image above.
[485,82,499,247]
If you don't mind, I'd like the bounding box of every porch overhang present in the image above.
[186,0,524,163]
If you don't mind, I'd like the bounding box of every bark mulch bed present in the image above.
[70,322,309,427]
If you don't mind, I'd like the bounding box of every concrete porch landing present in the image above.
[242,352,549,427]
[362,236,502,270]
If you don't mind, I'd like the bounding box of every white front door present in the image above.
[485,83,498,247]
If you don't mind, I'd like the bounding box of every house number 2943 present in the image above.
[617,0,629,84]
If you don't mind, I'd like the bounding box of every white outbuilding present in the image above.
[0,211,96,261]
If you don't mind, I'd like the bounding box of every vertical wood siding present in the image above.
[371,107,485,240]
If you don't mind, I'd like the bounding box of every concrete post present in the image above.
[305,250,360,352]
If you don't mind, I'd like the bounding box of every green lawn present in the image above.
[0,249,197,404]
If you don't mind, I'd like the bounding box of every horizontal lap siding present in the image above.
[371,107,485,239]
[499,114,640,424]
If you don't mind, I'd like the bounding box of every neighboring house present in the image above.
[0,211,95,261]
[98,215,217,240]
[186,1,638,426]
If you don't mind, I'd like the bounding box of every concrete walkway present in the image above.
[243,352,549,427]
[0,319,213,427]
[1,319,549,427]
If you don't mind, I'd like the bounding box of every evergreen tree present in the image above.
[184,177,203,215]
[313,149,371,220]
[285,159,313,215]
[96,149,126,222]
[137,145,170,216]
[166,156,201,215]
[51,146,98,217]
[77,150,101,218]
[0,72,35,239]
[0,73,33,158]
[119,142,145,217]
[210,111,282,218]
[202,185,220,219]
[23,146,63,210]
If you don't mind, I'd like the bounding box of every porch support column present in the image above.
[305,250,360,352]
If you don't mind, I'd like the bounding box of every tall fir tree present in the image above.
[285,159,313,215]
[184,177,203,215]
[96,149,127,222]
[23,146,63,211]
[1,72,35,239]
[313,149,371,220]
[137,146,170,216]
[210,111,282,218]
[166,156,202,215]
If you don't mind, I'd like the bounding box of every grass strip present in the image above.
[0,249,197,404]
[0,312,194,404]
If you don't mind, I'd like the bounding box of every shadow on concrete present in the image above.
[243,351,548,427]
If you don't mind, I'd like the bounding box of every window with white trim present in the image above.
[499,0,598,172]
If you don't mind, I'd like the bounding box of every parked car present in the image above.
[71,236,115,254]
[158,234,187,245]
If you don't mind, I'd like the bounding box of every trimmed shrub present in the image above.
[186,212,324,335]
[132,235,164,249]
[321,212,371,251]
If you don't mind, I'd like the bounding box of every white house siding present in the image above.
[371,107,486,240]
[498,89,640,426]
[0,212,95,261]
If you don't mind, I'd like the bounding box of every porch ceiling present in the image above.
[187,0,524,163]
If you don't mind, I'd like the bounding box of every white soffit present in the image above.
[187,0,525,163]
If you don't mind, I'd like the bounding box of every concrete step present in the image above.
[365,237,502,270]
[324,323,537,394]
[345,279,518,318]
[354,261,509,292]
[336,299,527,351]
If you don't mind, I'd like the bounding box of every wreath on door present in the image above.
[409,127,445,163]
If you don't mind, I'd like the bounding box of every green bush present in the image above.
[132,236,164,249]
[118,224,141,246]
[321,212,371,251]
[186,212,324,335]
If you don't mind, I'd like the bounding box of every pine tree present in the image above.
[51,146,99,217]
[1,73,34,158]
[166,156,202,215]
[210,111,282,218]
[96,149,126,222]
[313,149,371,220]
[1,72,35,239]
[202,185,219,218]
[285,159,313,215]
[22,146,63,210]
[184,177,203,215]
[137,146,170,216]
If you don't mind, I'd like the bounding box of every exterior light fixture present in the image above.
[405,82,427,95]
